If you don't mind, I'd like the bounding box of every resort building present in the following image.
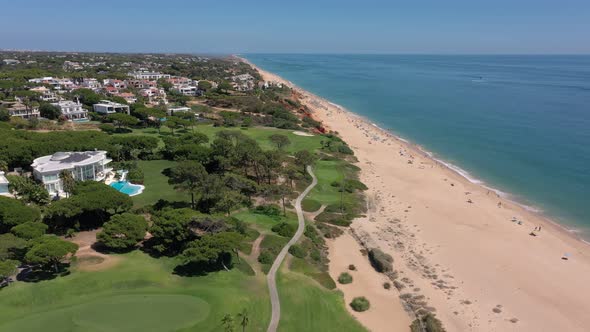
[114,92,137,104]
[93,100,130,115]
[30,87,59,102]
[31,151,113,196]
[63,61,83,71]
[28,77,75,91]
[2,59,20,65]
[140,87,168,105]
[167,76,193,85]
[172,85,199,96]
[126,79,157,89]
[128,71,171,80]
[0,171,9,196]
[103,79,126,89]
[5,102,40,119]
[80,78,100,89]
[52,100,88,121]
[167,106,191,115]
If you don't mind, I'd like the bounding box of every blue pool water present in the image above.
[110,181,143,196]
[245,54,590,236]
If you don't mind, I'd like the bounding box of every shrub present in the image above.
[301,198,322,212]
[254,204,281,216]
[97,213,148,250]
[288,244,306,258]
[99,123,116,134]
[337,144,354,155]
[315,212,352,227]
[10,222,48,240]
[316,222,344,238]
[338,272,353,284]
[346,179,368,191]
[310,248,321,262]
[127,168,144,184]
[410,313,446,332]
[348,264,356,271]
[368,248,393,272]
[350,297,370,312]
[271,222,296,237]
[0,196,41,232]
[65,228,76,238]
[258,250,274,265]
[383,282,391,290]
[304,224,323,246]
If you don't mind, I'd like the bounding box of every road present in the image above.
[266,166,317,332]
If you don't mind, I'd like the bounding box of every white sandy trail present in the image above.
[266,166,317,332]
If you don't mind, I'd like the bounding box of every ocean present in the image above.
[244,54,590,237]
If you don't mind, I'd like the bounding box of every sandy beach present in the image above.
[243,58,590,332]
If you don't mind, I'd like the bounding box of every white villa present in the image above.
[31,151,113,196]
[52,100,88,120]
[93,100,130,115]
[0,171,9,196]
[30,87,59,102]
[173,85,198,96]
[167,106,191,115]
[5,102,40,119]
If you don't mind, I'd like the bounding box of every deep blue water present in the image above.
[245,54,590,235]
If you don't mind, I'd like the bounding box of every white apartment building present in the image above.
[93,100,130,115]
[173,85,198,96]
[128,71,171,80]
[5,102,40,119]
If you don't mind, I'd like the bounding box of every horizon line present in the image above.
[2,49,590,57]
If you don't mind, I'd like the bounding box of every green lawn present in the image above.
[277,271,367,332]
[132,160,189,207]
[0,251,270,332]
[307,159,356,207]
[232,210,298,234]
[125,124,324,153]
[0,250,367,332]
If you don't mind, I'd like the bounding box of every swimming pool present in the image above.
[110,181,144,196]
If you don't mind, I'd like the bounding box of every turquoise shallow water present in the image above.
[245,54,590,236]
[110,181,143,196]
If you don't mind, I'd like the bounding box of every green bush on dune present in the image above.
[350,297,370,312]
[288,244,306,258]
[338,272,353,284]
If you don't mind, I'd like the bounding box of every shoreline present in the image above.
[240,55,588,247]
[344,109,590,245]
[242,56,590,332]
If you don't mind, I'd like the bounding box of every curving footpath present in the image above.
[266,165,317,332]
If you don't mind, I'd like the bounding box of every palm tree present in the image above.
[59,170,76,198]
[221,313,234,332]
[237,308,249,332]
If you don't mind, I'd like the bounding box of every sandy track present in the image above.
[266,166,317,332]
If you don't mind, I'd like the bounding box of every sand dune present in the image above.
[245,58,590,332]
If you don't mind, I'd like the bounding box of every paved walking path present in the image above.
[266,166,317,332]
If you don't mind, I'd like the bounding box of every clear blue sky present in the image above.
[1,0,589,54]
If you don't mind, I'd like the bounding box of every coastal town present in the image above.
[0,52,271,124]
[0,51,386,332]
